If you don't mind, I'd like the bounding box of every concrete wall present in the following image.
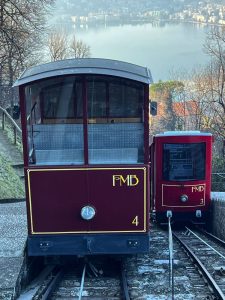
[210,198,225,240]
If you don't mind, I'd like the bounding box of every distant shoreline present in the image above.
[71,18,225,29]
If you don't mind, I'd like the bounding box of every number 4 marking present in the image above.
[132,216,139,226]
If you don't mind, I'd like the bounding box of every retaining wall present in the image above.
[210,197,225,240]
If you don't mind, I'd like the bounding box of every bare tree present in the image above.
[70,35,91,58]
[203,27,225,138]
[0,0,55,108]
[48,29,68,61]
[46,30,91,62]
[183,69,212,130]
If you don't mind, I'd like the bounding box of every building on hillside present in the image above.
[149,100,202,133]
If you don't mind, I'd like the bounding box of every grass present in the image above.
[0,151,25,199]
[4,122,23,153]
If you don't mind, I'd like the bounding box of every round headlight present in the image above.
[180,194,188,203]
[81,206,96,220]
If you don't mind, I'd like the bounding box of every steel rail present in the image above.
[195,226,225,248]
[17,265,55,300]
[120,261,130,300]
[173,231,225,300]
[185,227,225,260]
[18,266,64,300]
[40,268,64,300]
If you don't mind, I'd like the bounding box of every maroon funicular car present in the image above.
[14,58,153,255]
[151,131,213,224]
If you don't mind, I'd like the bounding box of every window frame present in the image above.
[23,74,149,166]
[162,142,206,181]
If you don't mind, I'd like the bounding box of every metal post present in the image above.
[14,126,17,144]
[0,105,22,144]
[167,211,174,300]
[78,264,86,300]
[2,112,5,130]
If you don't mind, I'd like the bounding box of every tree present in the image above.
[150,80,184,133]
[202,26,225,139]
[70,35,91,58]
[0,0,55,108]
[180,68,213,131]
[48,29,68,61]
[46,30,91,61]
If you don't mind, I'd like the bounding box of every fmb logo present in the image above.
[192,185,205,192]
[112,175,139,187]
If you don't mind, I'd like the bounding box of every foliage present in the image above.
[150,80,184,94]
[4,123,22,153]
[150,80,184,133]
[0,152,24,199]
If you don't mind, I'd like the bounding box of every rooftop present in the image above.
[14,58,153,86]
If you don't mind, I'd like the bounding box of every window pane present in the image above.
[87,75,145,164]
[109,79,144,118]
[25,76,84,166]
[41,77,82,120]
[163,143,206,181]
[87,78,106,118]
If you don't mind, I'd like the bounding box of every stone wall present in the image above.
[210,198,225,240]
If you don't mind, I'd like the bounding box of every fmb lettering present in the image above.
[112,175,139,187]
[192,185,205,192]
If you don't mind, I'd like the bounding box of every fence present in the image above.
[0,105,22,145]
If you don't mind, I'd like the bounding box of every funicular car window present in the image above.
[87,80,106,118]
[87,75,145,164]
[163,143,206,181]
[109,79,143,118]
[25,76,84,165]
[41,77,83,120]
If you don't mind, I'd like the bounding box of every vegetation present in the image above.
[0,0,55,83]
[47,29,91,61]
[150,27,225,176]
[150,80,184,94]
[150,80,185,133]
[0,0,55,108]
[4,123,23,153]
[0,152,24,199]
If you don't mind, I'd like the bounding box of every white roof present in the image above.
[13,58,153,86]
[156,131,212,137]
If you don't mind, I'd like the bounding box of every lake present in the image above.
[74,22,210,82]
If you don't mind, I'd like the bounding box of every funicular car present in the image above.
[14,58,153,255]
[151,131,213,223]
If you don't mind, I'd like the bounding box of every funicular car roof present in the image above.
[13,58,153,87]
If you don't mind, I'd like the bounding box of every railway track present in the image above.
[18,257,131,300]
[173,226,225,299]
[16,224,225,299]
[123,223,215,299]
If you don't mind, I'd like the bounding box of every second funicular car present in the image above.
[151,131,213,224]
